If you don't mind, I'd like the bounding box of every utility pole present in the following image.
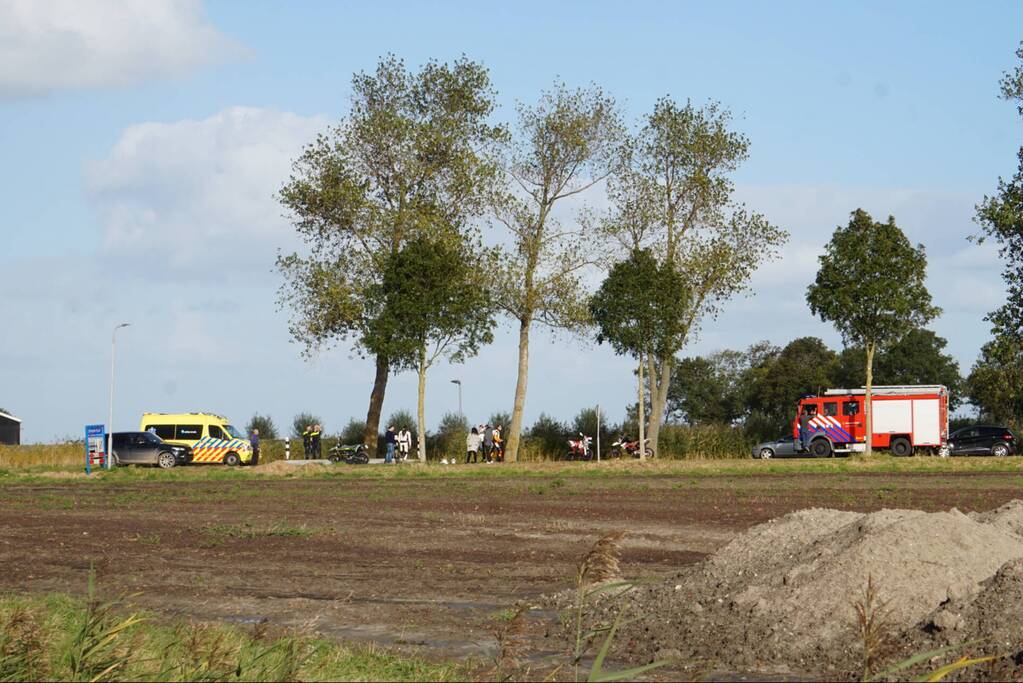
[107,322,131,470]
[596,403,601,462]
[450,379,462,419]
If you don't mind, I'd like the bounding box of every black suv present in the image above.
[948,426,1018,457]
[110,432,192,468]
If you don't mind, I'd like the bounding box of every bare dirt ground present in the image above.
[2,468,1023,678]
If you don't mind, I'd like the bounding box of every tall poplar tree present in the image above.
[277,56,503,452]
[491,83,624,462]
[603,99,786,455]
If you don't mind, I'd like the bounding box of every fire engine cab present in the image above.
[792,385,949,457]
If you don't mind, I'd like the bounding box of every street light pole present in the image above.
[106,322,131,470]
[450,379,462,419]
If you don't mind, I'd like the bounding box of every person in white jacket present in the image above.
[465,427,482,464]
[397,426,412,461]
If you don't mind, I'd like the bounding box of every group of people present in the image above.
[465,424,504,464]
[383,425,414,463]
[301,423,323,458]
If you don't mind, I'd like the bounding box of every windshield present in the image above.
[224,424,244,439]
[142,432,162,445]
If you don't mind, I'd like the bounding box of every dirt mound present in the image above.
[569,503,1023,678]
[252,460,332,475]
[901,556,1023,680]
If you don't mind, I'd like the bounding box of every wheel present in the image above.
[223,452,241,467]
[353,453,369,464]
[891,438,913,457]
[643,447,654,459]
[610,446,622,458]
[992,443,1010,457]
[157,451,177,469]
[328,452,342,463]
[810,439,832,458]
[759,448,774,460]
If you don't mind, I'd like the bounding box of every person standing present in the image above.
[466,427,481,464]
[799,406,816,452]
[302,424,313,458]
[384,425,397,464]
[249,428,261,466]
[310,424,322,459]
[482,424,494,463]
[397,425,412,461]
[493,425,504,462]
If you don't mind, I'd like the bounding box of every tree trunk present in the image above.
[637,353,646,461]
[416,346,427,462]
[505,318,531,463]
[364,353,389,455]
[865,342,875,457]
[646,354,673,458]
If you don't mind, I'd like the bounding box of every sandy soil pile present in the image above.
[572,502,1023,678]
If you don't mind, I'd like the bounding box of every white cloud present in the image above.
[86,106,329,277]
[0,0,244,98]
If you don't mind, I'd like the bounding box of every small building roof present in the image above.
[0,411,22,423]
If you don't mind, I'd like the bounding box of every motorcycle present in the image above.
[328,443,370,465]
[565,433,593,461]
[609,436,653,459]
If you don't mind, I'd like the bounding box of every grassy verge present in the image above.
[4,452,1023,484]
[0,590,464,682]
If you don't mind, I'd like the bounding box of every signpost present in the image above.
[85,424,106,474]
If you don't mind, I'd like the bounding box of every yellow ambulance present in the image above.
[139,413,254,466]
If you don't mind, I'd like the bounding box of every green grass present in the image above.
[0,590,465,682]
[3,452,1023,488]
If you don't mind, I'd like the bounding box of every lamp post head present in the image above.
[116,322,131,330]
[451,379,461,385]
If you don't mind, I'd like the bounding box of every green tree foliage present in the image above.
[974,43,1023,338]
[834,329,964,408]
[338,418,366,445]
[291,413,321,439]
[487,412,511,430]
[369,235,494,460]
[276,55,503,453]
[526,413,567,455]
[491,83,624,462]
[669,343,778,426]
[431,412,468,460]
[384,409,415,432]
[807,209,940,454]
[591,249,691,458]
[603,99,786,455]
[745,337,836,434]
[245,414,278,439]
[571,407,611,442]
[966,335,1023,424]
[590,250,691,361]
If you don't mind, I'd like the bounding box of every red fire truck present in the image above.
[792,385,949,457]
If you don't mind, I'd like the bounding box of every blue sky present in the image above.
[1,0,1020,443]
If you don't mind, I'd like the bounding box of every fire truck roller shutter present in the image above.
[912,399,941,446]
[872,399,913,435]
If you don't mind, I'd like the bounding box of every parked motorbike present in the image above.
[609,436,653,459]
[565,433,593,461]
[328,443,369,465]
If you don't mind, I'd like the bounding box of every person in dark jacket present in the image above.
[302,424,313,458]
[249,428,260,466]
[384,425,397,463]
[799,405,817,452]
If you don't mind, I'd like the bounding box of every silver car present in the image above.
[752,435,802,459]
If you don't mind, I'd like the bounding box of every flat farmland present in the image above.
[2,459,1023,678]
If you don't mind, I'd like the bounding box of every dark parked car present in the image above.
[948,426,1018,457]
[110,431,192,468]
[752,435,803,459]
